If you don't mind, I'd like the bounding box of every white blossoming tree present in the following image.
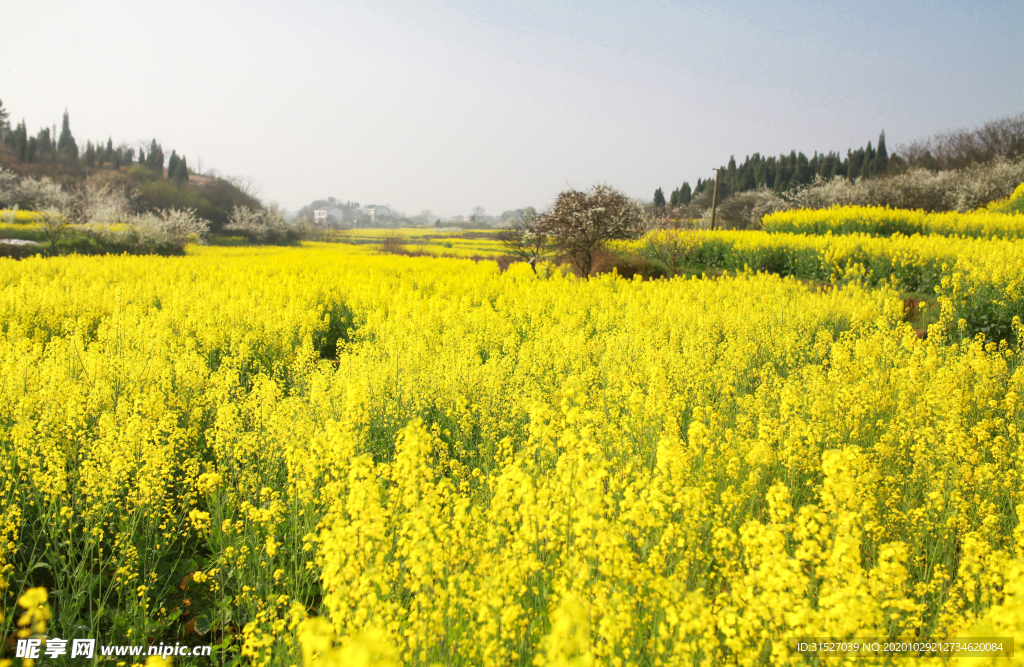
[538,184,644,278]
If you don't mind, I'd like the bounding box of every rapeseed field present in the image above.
[762,205,1024,239]
[1,238,1023,666]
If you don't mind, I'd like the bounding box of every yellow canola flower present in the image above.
[622,228,1024,342]
[0,243,1022,666]
[986,182,1024,215]
[762,201,1024,238]
[16,587,50,636]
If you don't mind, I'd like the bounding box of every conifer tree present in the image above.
[84,141,96,167]
[146,139,165,175]
[174,156,189,183]
[0,99,8,142]
[37,127,52,156]
[861,142,874,179]
[167,151,180,180]
[875,131,889,175]
[679,182,691,204]
[57,110,78,160]
[847,149,861,181]
[773,163,788,193]
[14,121,27,162]
[653,187,666,209]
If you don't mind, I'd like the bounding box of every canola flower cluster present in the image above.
[622,229,1024,342]
[0,209,42,225]
[0,209,43,244]
[761,205,1024,239]
[987,183,1024,216]
[1,244,1024,666]
[339,228,507,258]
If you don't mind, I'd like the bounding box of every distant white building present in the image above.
[313,207,346,226]
[360,204,392,221]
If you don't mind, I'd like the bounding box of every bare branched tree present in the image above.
[495,210,554,273]
[38,209,71,254]
[898,112,1024,169]
[226,174,263,200]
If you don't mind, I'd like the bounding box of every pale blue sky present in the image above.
[3,0,1022,217]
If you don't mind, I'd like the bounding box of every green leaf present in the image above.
[195,611,214,635]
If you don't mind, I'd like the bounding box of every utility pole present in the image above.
[710,168,722,231]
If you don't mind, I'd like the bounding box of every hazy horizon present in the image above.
[4,0,1022,219]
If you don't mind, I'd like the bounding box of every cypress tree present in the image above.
[742,168,755,191]
[146,139,164,175]
[680,182,691,204]
[875,131,889,175]
[138,149,145,166]
[0,99,8,143]
[84,141,96,167]
[793,152,809,186]
[861,142,873,179]
[167,151,180,180]
[57,110,78,160]
[773,163,787,193]
[847,149,862,181]
[821,154,833,179]
[14,121,27,162]
[174,156,189,183]
[37,127,51,156]
[754,162,767,188]
[653,187,666,209]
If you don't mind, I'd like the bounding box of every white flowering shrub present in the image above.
[538,184,644,277]
[709,188,789,230]
[224,204,302,244]
[0,167,18,208]
[785,157,1024,212]
[12,176,70,210]
[124,209,209,254]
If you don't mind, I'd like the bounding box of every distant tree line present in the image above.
[0,98,262,233]
[658,131,894,208]
[0,101,189,182]
[655,112,1024,209]
[897,112,1024,170]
